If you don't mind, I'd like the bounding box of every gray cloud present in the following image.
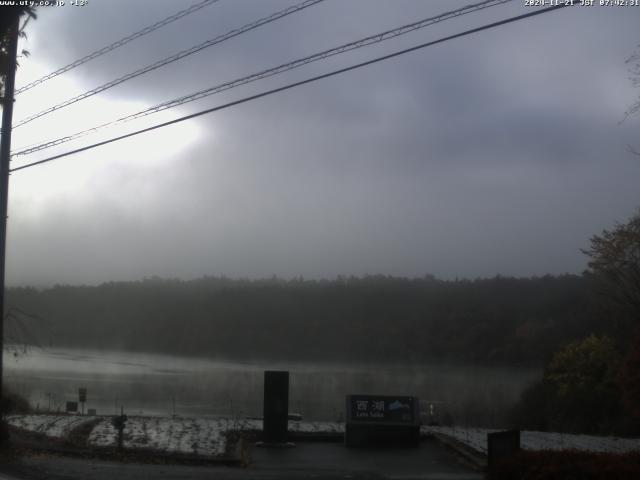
[5,0,640,286]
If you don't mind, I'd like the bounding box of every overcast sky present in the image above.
[4,0,639,286]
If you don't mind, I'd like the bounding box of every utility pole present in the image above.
[0,15,21,428]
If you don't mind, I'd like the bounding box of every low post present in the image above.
[111,406,127,452]
[487,430,520,472]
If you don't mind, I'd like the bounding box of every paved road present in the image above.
[1,439,482,480]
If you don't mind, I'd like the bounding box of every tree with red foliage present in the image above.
[583,209,640,430]
[582,210,640,328]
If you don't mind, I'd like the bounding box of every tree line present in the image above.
[5,273,613,366]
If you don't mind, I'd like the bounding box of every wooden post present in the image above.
[0,15,20,436]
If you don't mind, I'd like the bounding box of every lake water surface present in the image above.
[4,347,539,426]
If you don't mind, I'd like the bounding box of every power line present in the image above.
[10,0,326,130]
[12,0,512,158]
[15,0,221,95]
[10,2,575,174]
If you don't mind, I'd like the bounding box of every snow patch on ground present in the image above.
[86,417,342,455]
[6,414,97,439]
[289,421,344,434]
[88,417,237,456]
[8,415,639,458]
[422,426,640,454]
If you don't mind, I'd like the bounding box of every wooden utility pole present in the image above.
[0,15,20,425]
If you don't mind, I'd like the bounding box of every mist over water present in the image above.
[5,347,539,426]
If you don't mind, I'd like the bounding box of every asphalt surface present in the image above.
[0,439,482,480]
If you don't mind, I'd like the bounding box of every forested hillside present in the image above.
[6,275,610,365]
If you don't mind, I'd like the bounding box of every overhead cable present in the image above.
[12,0,512,158]
[10,2,575,173]
[15,0,221,95]
[11,0,326,129]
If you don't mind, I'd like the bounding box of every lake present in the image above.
[4,347,539,426]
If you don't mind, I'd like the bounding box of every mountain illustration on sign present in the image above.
[388,400,410,411]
